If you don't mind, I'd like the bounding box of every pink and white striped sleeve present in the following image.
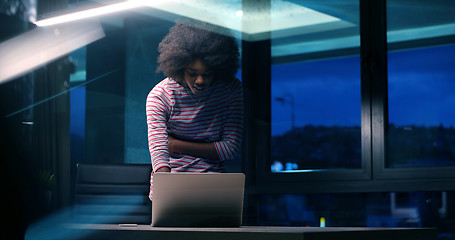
[214,79,244,161]
[146,83,171,172]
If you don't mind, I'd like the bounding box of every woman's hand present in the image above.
[168,134,179,154]
[155,166,171,172]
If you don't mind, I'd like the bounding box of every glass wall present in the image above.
[4,0,455,238]
[260,191,455,238]
[69,47,86,166]
[386,0,455,168]
[271,57,361,171]
[270,1,361,172]
[61,3,244,170]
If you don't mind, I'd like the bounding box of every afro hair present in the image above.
[157,19,240,83]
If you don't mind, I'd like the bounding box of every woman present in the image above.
[146,20,243,200]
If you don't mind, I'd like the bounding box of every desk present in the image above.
[66,224,437,240]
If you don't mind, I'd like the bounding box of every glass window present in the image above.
[386,0,455,168]
[270,1,361,172]
[61,1,245,171]
[259,191,454,239]
[69,47,86,165]
[6,1,455,238]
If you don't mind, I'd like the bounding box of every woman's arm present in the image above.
[146,84,172,172]
[168,80,244,161]
[168,135,219,160]
[212,80,244,160]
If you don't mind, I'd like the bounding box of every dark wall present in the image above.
[85,24,126,164]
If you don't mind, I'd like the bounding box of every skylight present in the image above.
[145,0,354,41]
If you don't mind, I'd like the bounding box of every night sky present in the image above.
[271,44,455,136]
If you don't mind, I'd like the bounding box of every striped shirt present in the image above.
[146,77,243,199]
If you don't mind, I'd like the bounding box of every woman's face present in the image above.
[183,59,214,95]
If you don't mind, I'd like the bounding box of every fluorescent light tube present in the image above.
[35,0,150,27]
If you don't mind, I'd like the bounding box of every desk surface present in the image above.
[65,224,437,240]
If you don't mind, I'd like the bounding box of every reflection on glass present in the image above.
[70,47,87,165]
[69,47,86,83]
[386,0,455,168]
[387,44,455,168]
[270,1,361,172]
[271,56,361,172]
[259,191,451,238]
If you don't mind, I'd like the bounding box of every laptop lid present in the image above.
[151,172,245,227]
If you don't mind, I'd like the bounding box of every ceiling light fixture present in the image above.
[35,0,151,27]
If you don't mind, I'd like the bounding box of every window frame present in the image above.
[244,0,455,194]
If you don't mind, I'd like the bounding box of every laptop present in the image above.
[151,172,245,227]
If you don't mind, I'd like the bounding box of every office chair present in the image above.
[73,163,152,224]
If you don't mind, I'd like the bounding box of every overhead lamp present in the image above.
[34,0,152,27]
